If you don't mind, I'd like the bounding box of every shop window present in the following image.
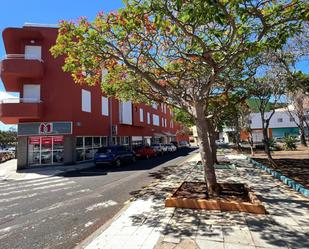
[28,136,64,166]
[101,137,108,146]
[82,89,91,112]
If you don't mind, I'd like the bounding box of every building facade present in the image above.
[0,24,188,169]
[241,108,309,142]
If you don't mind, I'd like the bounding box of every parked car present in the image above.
[170,141,178,148]
[215,139,229,147]
[133,145,157,159]
[165,143,177,152]
[178,141,190,148]
[94,145,136,166]
[151,143,167,154]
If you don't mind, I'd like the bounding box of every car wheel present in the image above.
[115,159,121,167]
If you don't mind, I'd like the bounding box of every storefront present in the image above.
[28,136,64,166]
[17,121,73,169]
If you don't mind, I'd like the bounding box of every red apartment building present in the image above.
[0,24,188,169]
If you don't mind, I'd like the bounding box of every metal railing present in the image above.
[3,54,43,62]
[0,98,42,104]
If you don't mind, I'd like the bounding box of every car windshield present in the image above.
[97,147,113,153]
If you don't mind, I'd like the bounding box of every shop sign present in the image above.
[39,123,53,134]
[18,122,72,136]
[41,137,52,145]
[53,136,64,143]
[29,137,40,145]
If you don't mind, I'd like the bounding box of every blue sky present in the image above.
[0,0,124,130]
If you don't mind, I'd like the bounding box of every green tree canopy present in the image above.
[51,0,308,195]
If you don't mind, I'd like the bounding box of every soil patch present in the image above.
[165,182,266,214]
[253,158,309,188]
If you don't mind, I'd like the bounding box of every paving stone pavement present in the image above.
[82,153,309,249]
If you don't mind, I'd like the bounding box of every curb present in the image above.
[75,150,199,249]
[246,156,309,198]
[75,201,132,249]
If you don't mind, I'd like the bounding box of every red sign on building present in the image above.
[29,137,40,145]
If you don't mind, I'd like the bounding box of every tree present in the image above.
[247,72,285,165]
[51,0,307,196]
[286,91,309,146]
[0,129,17,149]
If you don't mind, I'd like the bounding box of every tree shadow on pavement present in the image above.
[126,158,309,249]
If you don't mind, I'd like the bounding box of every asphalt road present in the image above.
[0,148,197,249]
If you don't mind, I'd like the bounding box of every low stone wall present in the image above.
[247,157,309,198]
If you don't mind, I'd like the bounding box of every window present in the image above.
[153,114,160,126]
[290,117,295,122]
[82,89,91,112]
[139,108,144,122]
[152,102,158,109]
[161,117,164,127]
[23,84,40,102]
[147,112,151,124]
[277,118,283,123]
[170,120,174,128]
[101,97,109,116]
[25,45,42,60]
[119,101,133,125]
[76,136,108,161]
[165,119,167,127]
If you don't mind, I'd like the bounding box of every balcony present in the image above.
[0,98,43,124]
[0,54,44,92]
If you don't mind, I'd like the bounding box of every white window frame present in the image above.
[82,89,91,113]
[147,112,151,124]
[101,96,109,116]
[25,45,42,60]
[153,114,160,126]
[139,108,144,122]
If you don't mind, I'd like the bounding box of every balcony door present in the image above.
[23,84,40,103]
[25,45,42,60]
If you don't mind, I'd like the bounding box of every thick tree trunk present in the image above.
[195,103,220,196]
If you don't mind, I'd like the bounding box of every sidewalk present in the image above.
[81,152,309,249]
[0,159,95,181]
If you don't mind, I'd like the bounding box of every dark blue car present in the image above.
[94,145,136,167]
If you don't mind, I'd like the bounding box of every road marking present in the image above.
[0,178,72,192]
[0,182,76,203]
[0,176,63,187]
[86,200,118,212]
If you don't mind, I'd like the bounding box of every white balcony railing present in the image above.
[0,98,42,104]
[3,54,43,62]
